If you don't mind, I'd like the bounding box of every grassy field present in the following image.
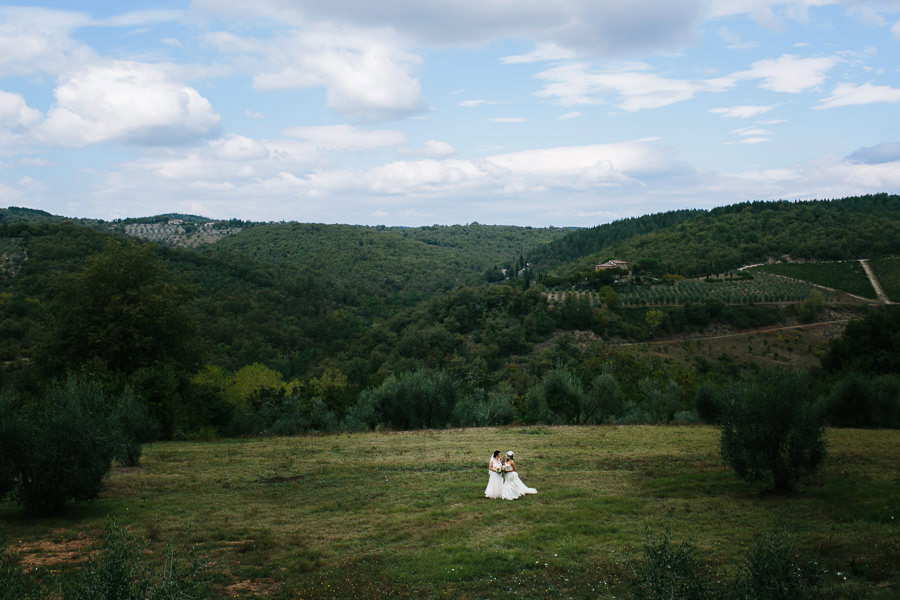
[2,426,898,599]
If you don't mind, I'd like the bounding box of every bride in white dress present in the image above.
[503,451,537,498]
[484,450,504,499]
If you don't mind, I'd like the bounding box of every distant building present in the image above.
[168,219,184,225]
[595,259,629,272]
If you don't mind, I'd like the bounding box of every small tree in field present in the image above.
[720,371,826,493]
[0,377,146,515]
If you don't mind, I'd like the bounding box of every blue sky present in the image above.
[1,1,899,226]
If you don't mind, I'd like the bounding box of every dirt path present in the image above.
[611,319,850,347]
[859,259,891,304]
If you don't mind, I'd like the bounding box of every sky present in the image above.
[0,1,899,227]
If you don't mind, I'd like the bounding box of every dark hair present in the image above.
[493,450,501,458]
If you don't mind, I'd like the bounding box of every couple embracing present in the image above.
[484,450,537,500]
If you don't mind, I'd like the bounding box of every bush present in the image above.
[695,383,723,424]
[63,519,207,600]
[451,390,515,427]
[731,530,821,600]
[347,369,460,430]
[629,528,713,600]
[584,373,625,424]
[0,377,144,515]
[1,537,28,600]
[825,374,900,428]
[541,366,585,424]
[720,371,826,492]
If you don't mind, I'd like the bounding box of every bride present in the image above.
[502,451,537,499]
[484,450,504,499]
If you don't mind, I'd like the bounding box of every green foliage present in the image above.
[532,195,900,279]
[63,519,208,600]
[758,261,875,299]
[0,535,28,600]
[348,369,460,430]
[731,530,822,600]
[0,377,146,515]
[451,389,516,427]
[720,371,826,492]
[824,374,900,428]
[212,221,569,311]
[868,256,900,301]
[821,307,900,375]
[41,239,198,376]
[629,528,712,600]
[694,383,723,424]
[629,527,828,600]
[584,373,625,423]
[796,289,826,322]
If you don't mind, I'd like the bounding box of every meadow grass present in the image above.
[2,426,898,599]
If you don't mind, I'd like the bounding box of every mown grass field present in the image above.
[2,426,898,599]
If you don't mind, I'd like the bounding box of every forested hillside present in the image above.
[530,194,899,279]
[210,222,570,308]
[1,196,898,439]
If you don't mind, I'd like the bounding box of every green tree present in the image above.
[41,239,198,377]
[584,373,625,423]
[0,377,146,515]
[720,371,826,492]
[38,240,199,436]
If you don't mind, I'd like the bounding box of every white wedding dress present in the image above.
[507,470,537,496]
[501,469,521,500]
[484,457,504,499]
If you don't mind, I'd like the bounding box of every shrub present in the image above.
[451,390,515,427]
[694,383,723,424]
[1,536,28,600]
[720,371,826,492]
[731,530,821,600]
[629,528,713,600]
[63,519,207,600]
[347,370,460,430]
[584,373,625,424]
[0,377,143,515]
[541,366,585,424]
[825,374,900,428]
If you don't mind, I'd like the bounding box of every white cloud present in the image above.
[815,82,900,109]
[193,0,708,57]
[558,112,583,120]
[37,61,221,147]
[501,43,576,64]
[489,117,526,123]
[739,137,770,144]
[282,124,406,151]
[243,28,425,122]
[733,127,773,136]
[244,109,264,119]
[709,105,773,118]
[410,140,456,158]
[893,19,900,39]
[458,99,493,108]
[210,135,270,161]
[0,7,94,76]
[716,26,757,49]
[726,54,837,93]
[535,62,718,110]
[0,91,42,131]
[92,10,184,28]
